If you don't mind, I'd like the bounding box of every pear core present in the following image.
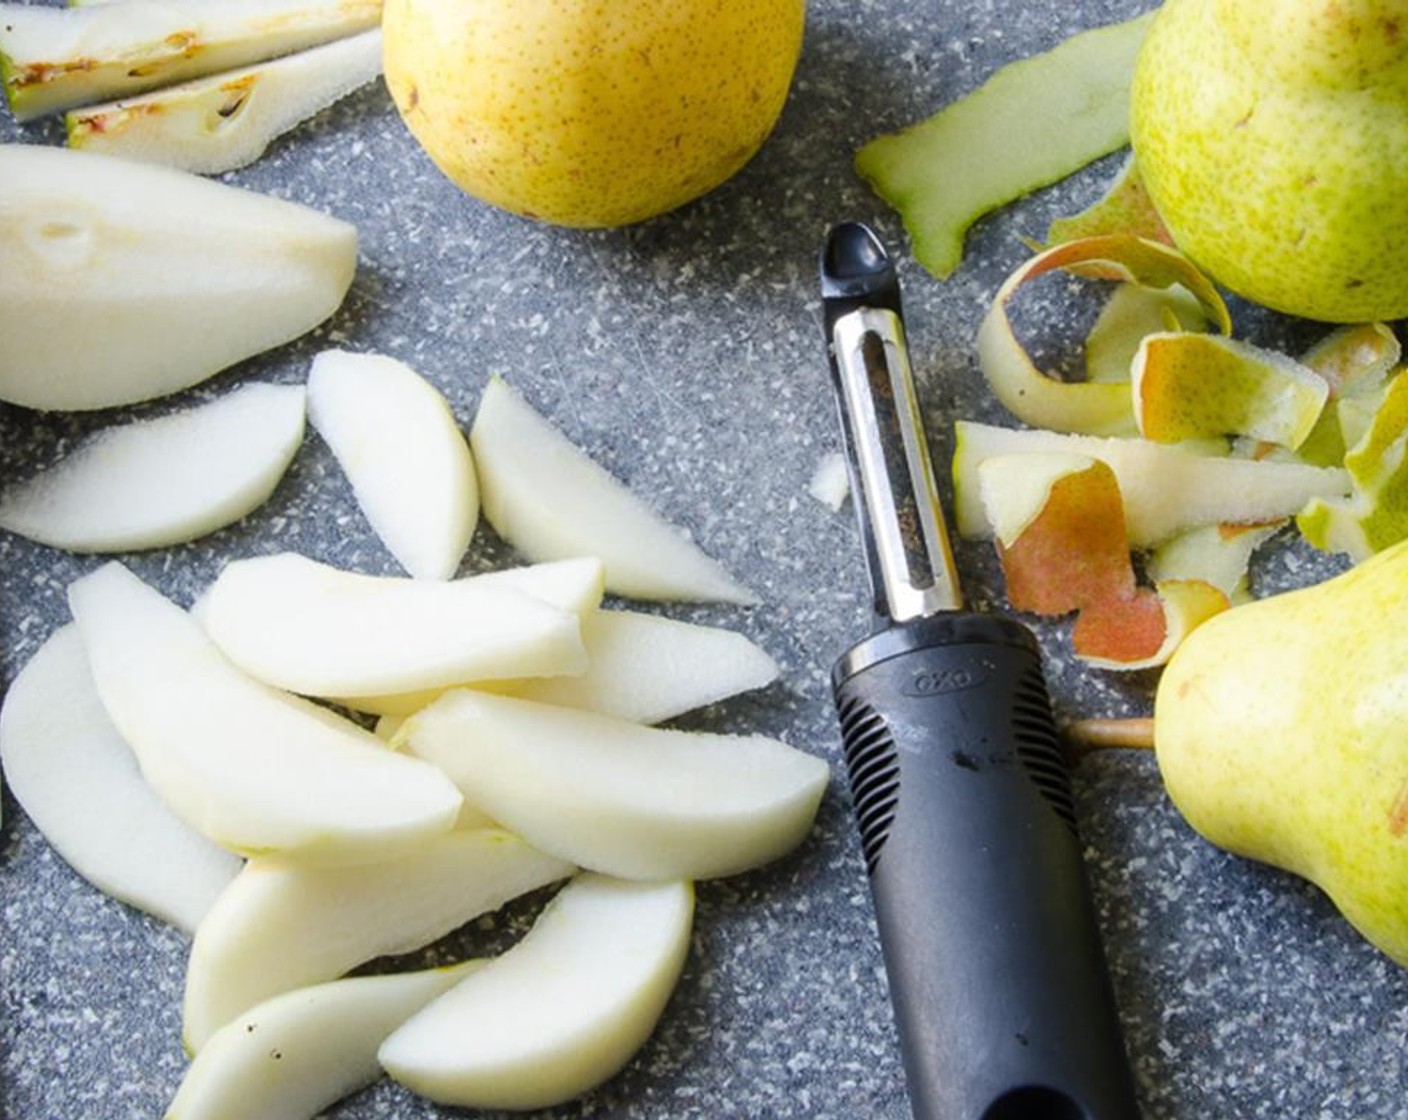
[381,0,805,228]
[1130,0,1408,322]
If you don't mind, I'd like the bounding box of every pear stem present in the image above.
[1063,716,1156,758]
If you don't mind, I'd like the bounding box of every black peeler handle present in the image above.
[833,612,1139,1120]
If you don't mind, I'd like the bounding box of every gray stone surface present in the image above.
[2,1,1405,1118]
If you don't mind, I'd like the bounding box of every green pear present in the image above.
[1130,0,1408,322]
[1153,538,1408,965]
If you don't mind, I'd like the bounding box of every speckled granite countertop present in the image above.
[2,2,1406,1118]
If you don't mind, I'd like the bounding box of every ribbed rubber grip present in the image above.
[833,613,1138,1120]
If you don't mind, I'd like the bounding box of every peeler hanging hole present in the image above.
[981,1085,1088,1120]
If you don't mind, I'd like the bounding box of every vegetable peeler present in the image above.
[819,222,1139,1120]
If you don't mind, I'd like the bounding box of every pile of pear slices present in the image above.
[0,0,387,175]
[1,356,828,1117]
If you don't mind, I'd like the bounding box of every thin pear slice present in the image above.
[168,960,484,1120]
[380,874,693,1111]
[307,349,476,581]
[344,608,779,722]
[196,552,587,698]
[66,29,383,176]
[183,829,572,1051]
[396,691,829,880]
[469,376,756,605]
[0,0,382,121]
[0,144,356,412]
[66,562,462,866]
[0,383,304,554]
[493,609,780,724]
[0,625,241,933]
[952,420,1350,547]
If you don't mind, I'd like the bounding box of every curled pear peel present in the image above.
[975,234,1231,437]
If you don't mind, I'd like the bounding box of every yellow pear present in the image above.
[1153,538,1408,966]
[1130,0,1408,322]
[381,0,805,228]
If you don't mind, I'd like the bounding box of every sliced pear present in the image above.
[380,874,693,1111]
[184,828,570,1052]
[66,29,383,176]
[168,959,484,1120]
[1132,332,1329,448]
[396,691,828,880]
[0,144,356,412]
[952,420,1350,547]
[306,348,477,580]
[470,376,756,605]
[464,555,605,613]
[0,0,382,121]
[66,562,462,866]
[344,608,778,723]
[196,552,586,699]
[0,624,241,933]
[0,383,304,554]
[493,609,780,724]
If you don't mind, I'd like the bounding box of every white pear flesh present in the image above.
[470,376,756,605]
[306,349,477,580]
[0,144,356,412]
[168,960,484,1120]
[346,607,779,722]
[0,624,241,933]
[66,561,461,866]
[397,691,829,880]
[496,608,780,724]
[66,29,384,176]
[0,383,305,554]
[0,0,382,121]
[379,874,693,1112]
[195,552,587,698]
[953,420,1350,547]
[183,828,572,1052]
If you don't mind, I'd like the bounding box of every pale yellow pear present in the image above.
[1130,0,1408,322]
[382,0,805,228]
[1154,538,1408,965]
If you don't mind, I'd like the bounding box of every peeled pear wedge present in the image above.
[195,552,588,699]
[66,562,462,866]
[379,874,693,1112]
[168,959,485,1120]
[0,383,305,554]
[489,608,781,724]
[344,607,779,722]
[0,144,356,412]
[0,0,382,121]
[470,376,756,605]
[396,691,829,880]
[307,349,476,581]
[0,625,241,934]
[183,828,571,1052]
[66,29,384,176]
